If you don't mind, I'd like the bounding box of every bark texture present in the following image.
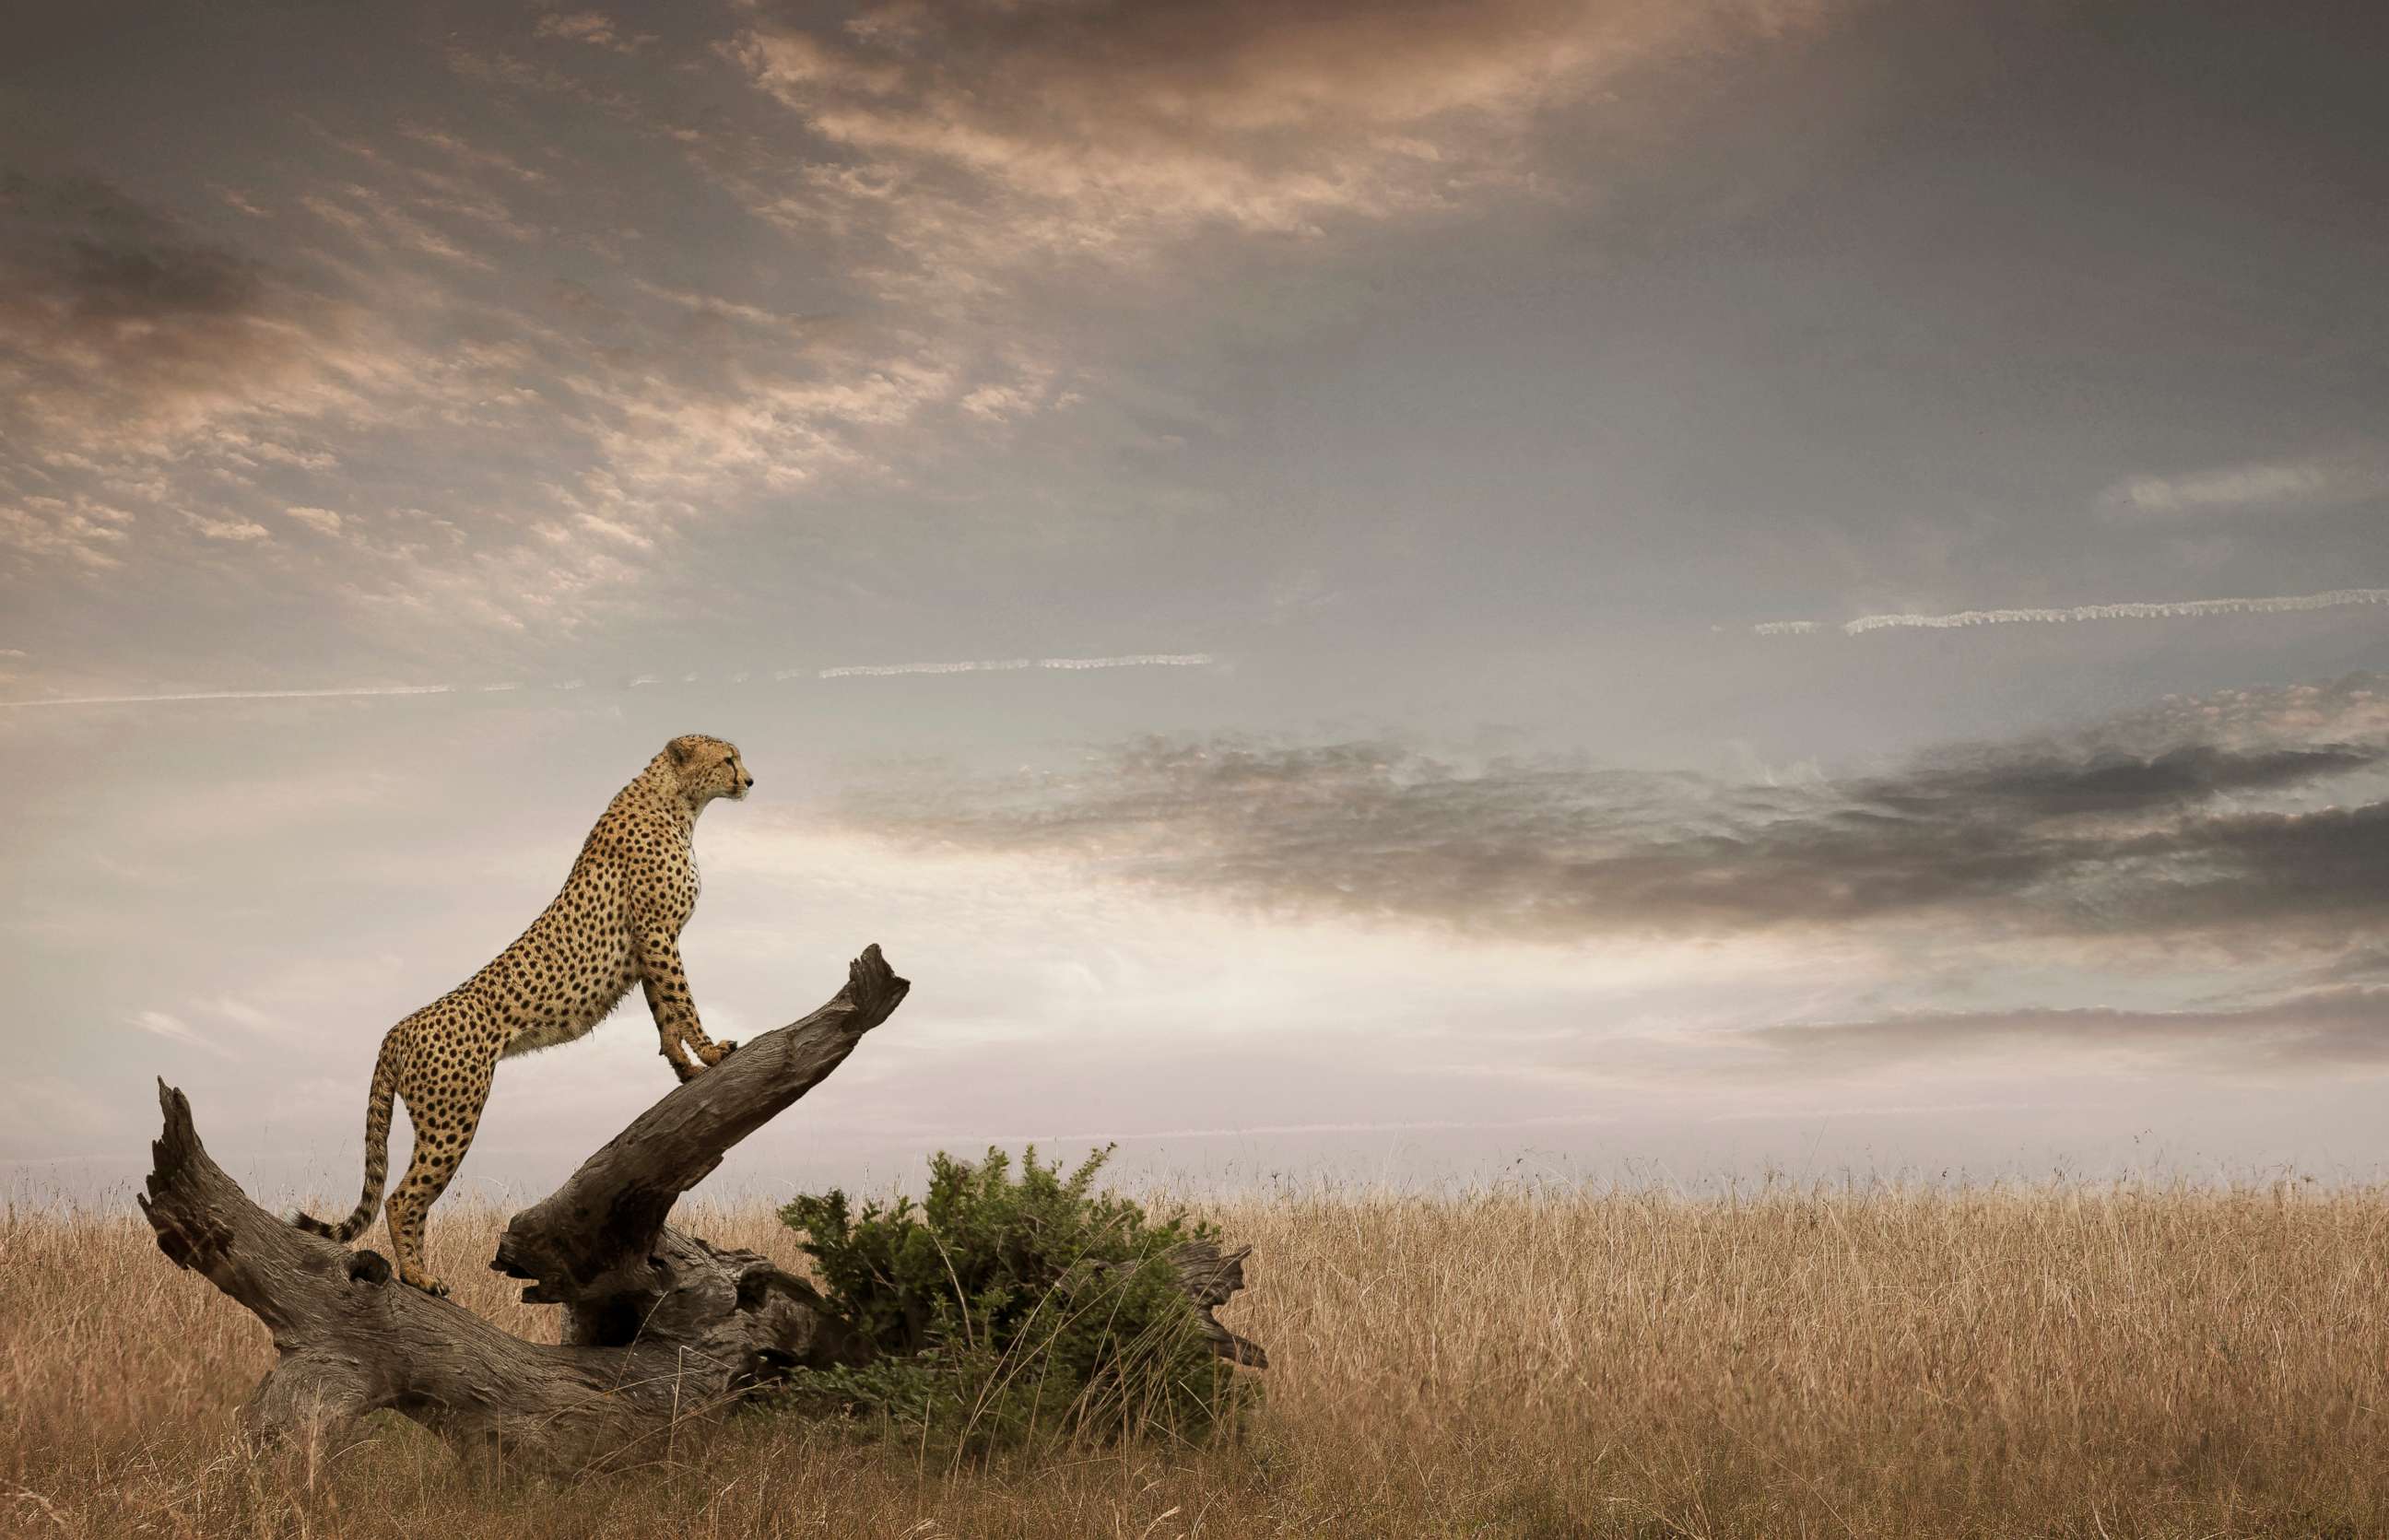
[139,944,1263,1472]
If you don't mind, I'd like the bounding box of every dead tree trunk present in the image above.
[138,945,1263,1472]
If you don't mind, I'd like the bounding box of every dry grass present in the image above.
[5,1180,2386,1538]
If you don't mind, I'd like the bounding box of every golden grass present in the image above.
[5,1181,2386,1538]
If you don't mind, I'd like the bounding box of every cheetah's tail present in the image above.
[288,1034,399,1244]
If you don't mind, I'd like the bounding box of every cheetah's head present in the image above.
[665,734,754,805]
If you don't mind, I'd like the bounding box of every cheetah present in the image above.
[289,733,755,1296]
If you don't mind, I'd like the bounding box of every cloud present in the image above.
[630,278,824,336]
[0,1,1834,656]
[2,178,335,444]
[398,126,551,186]
[305,182,496,268]
[1849,742,2380,820]
[724,0,1843,297]
[130,1009,216,1051]
[2100,454,2389,518]
[1742,987,2389,1073]
[0,494,134,569]
[0,170,991,633]
[534,10,654,54]
[185,511,272,542]
[0,175,493,477]
[1756,587,2389,637]
[4,684,457,710]
[829,676,2389,949]
[1034,653,1215,671]
[284,504,344,534]
[4,3,1849,668]
[0,652,1217,707]
[208,998,284,1034]
[2097,677,2389,757]
[818,652,1214,678]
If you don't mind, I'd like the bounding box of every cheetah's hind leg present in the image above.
[383,1044,495,1298]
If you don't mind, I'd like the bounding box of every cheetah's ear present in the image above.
[666,736,695,767]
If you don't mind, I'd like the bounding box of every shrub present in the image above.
[773,1146,1254,1455]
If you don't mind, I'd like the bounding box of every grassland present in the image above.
[5,1181,2386,1538]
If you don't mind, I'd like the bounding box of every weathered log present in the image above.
[1167,1240,1268,1370]
[139,946,909,1470]
[489,942,913,1358]
[138,943,1264,1472]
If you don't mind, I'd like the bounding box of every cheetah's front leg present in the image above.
[637,924,736,1084]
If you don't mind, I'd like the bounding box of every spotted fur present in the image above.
[289,734,755,1296]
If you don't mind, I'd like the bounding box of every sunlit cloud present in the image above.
[283,505,345,534]
[534,10,654,55]
[0,164,1014,641]
[8,0,1865,679]
[397,126,552,186]
[723,0,1848,300]
[629,278,822,335]
[0,494,135,569]
[0,177,419,454]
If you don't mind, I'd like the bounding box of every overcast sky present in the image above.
[6,0,2388,1204]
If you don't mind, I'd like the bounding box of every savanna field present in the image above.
[6,1183,2387,1539]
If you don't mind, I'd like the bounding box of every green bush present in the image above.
[772,1146,1254,1454]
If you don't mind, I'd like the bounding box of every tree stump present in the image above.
[137,945,1264,1472]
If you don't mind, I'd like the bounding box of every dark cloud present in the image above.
[2100,802,2389,935]
[1741,987,2389,1073]
[59,239,262,326]
[0,176,359,450]
[3,174,266,321]
[1856,742,2380,820]
[841,676,2389,946]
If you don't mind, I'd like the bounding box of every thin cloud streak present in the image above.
[964,1112,1616,1144]
[128,1010,230,1058]
[1037,653,1217,671]
[3,685,459,709]
[818,652,1214,679]
[818,658,1039,679]
[1756,587,2389,637]
[2,653,1218,707]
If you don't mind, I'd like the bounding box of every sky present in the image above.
[6,0,2389,1205]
